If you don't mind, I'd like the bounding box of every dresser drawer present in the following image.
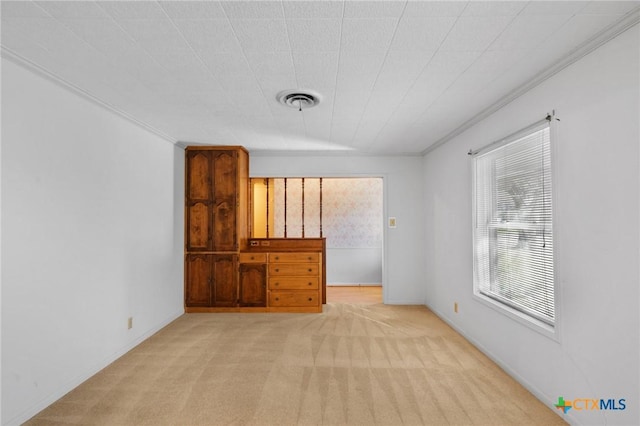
[269,291,319,307]
[270,252,319,263]
[269,263,319,276]
[239,253,267,263]
[269,277,319,290]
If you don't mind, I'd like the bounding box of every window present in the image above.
[472,120,555,327]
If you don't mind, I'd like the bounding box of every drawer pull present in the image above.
[275,282,279,286]
[250,256,254,260]
[308,282,312,286]
[308,298,313,301]
[275,268,279,272]
[275,256,279,260]
[308,256,312,260]
[308,268,312,272]
[275,297,279,301]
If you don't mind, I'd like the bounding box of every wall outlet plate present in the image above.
[389,217,397,228]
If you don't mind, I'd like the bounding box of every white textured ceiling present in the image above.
[2,1,639,154]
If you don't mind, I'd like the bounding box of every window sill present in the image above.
[472,292,559,342]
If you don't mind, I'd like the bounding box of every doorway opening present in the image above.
[250,177,383,304]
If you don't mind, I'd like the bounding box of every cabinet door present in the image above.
[212,151,238,251]
[211,254,238,307]
[185,255,212,307]
[186,151,213,251]
[239,263,266,307]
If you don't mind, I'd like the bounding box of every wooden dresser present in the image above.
[241,238,326,313]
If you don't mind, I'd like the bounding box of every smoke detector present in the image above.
[277,90,321,111]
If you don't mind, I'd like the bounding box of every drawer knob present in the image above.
[250,256,254,260]
[308,298,313,301]
[308,282,312,286]
[308,268,312,272]
[308,256,312,260]
[275,256,279,260]
[275,297,279,301]
[275,268,279,272]
[275,282,279,286]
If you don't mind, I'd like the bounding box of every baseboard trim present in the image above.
[423,302,572,424]
[6,309,184,426]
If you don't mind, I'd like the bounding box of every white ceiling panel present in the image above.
[2,0,637,154]
[343,0,406,18]
[580,1,640,15]
[60,19,136,55]
[230,19,290,52]
[199,51,252,79]
[374,50,434,92]
[489,14,574,50]
[221,1,284,19]
[159,1,226,19]
[422,50,483,76]
[286,19,342,52]
[172,19,241,53]
[404,0,468,17]
[462,1,526,17]
[36,1,109,18]
[439,16,515,51]
[340,18,398,52]
[464,49,530,74]
[283,1,344,19]
[292,51,339,89]
[520,1,589,16]
[117,19,193,54]
[1,1,51,18]
[390,17,456,51]
[97,1,167,19]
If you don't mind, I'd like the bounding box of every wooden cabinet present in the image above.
[238,253,267,307]
[184,147,325,313]
[184,147,249,310]
[185,148,248,252]
[185,254,238,307]
[241,239,325,313]
[269,252,320,309]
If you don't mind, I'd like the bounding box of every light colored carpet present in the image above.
[26,303,565,425]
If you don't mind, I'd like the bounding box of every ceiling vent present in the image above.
[277,90,321,111]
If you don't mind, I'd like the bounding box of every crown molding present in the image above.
[1,46,177,146]
[421,6,640,156]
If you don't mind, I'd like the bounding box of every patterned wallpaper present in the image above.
[273,178,382,248]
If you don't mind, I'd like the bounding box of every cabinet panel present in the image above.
[213,199,236,251]
[269,277,319,290]
[270,253,319,263]
[187,202,212,251]
[269,291,318,307]
[269,263,319,276]
[211,254,237,307]
[239,263,266,307]
[187,151,212,200]
[239,253,268,263]
[212,151,238,251]
[212,151,237,201]
[185,255,211,307]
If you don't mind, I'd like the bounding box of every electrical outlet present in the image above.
[127,317,133,329]
[389,217,397,228]
[454,302,458,313]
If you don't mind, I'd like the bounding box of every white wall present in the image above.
[327,248,382,285]
[250,154,424,304]
[1,59,184,426]
[422,26,639,425]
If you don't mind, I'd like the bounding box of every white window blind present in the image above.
[473,121,555,326]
